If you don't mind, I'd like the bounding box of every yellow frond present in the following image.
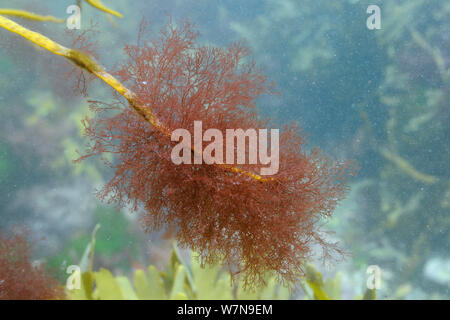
[84,0,123,18]
[0,8,64,23]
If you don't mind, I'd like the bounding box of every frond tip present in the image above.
[84,0,123,18]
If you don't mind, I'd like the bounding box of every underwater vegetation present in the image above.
[69,250,374,300]
[78,21,356,288]
[66,227,375,300]
[1,223,373,301]
[0,8,64,23]
[46,206,140,282]
[0,3,355,291]
[0,231,65,300]
[0,0,122,22]
[0,0,448,300]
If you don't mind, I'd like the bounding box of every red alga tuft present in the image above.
[80,20,356,287]
[0,231,65,300]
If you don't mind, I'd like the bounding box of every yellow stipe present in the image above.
[0,14,268,182]
[0,15,68,56]
[84,0,123,18]
[380,148,437,184]
[0,8,64,23]
[229,166,266,181]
